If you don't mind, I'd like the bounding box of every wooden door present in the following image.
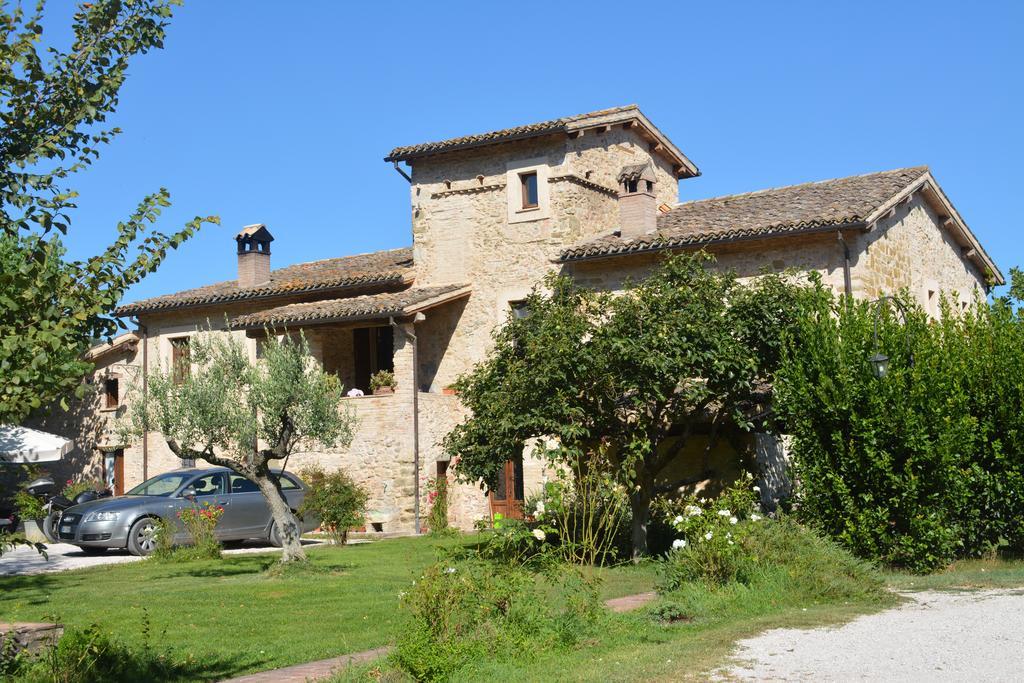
[104,449,125,495]
[489,457,524,520]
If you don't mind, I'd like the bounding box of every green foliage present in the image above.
[528,453,630,565]
[369,369,396,392]
[0,533,47,559]
[5,615,199,682]
[445,252,815,556]
[659,514,884,604]
[468,513,558,570]
[298,464,369,544]
[61,478,105,500]
[149,515,176,561]
[424,476,454,537]
[776,289,1024,572]
[393,560,600,681]
[656,474,761,586]
[13,490,44,520]
[0,1,218,423]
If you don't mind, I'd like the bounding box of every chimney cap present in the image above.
[617,162,656,186]
[235,224,274,254]
[235,223,274,241]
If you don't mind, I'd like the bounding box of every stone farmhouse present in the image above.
[36,105,1002,533]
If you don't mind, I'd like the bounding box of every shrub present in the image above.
[175,502,223,560]
[393,560,600,681]
[13,491,44,520]
[61,479,106,500]
[4,613,199,682]
[656,474,762,587]
[369,370,396,392]
[659,514,884,605]
[149,516,177,561]
[470,513,557,570]
[425,476,455,537]
[528,455,630,566]
[298,465,368,544]
[775,287,1024,572]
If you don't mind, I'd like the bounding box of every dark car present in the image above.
[58,467,314,556]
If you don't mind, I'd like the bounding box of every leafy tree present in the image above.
[445,252,811,558]
[0,0,217,424]
[127,331,356,563]
[776,284,1024,571]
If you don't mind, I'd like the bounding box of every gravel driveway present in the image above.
[720,589,1024,681]
[0,539,330,576]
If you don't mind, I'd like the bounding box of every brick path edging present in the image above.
[220,645,392,683]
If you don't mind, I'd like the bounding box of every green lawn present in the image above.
[4,539,1024,682]
[0,537,654,681]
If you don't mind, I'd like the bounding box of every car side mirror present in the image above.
[180,486,197,500]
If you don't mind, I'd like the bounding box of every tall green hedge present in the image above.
[776,287,1024,572]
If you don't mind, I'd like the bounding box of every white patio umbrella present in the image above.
[0,425,73,464]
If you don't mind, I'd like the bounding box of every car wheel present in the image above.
[127,517,160,557]
[78,546,107,555]
[42,511,62,543]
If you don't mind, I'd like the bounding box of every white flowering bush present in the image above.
[657,473,764,587]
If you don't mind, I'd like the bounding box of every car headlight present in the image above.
[87,511,119,522]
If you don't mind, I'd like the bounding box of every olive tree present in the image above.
[1,0,217,423]
[128,331,355,563]
[445,252,811,558]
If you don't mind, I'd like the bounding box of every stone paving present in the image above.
[0,539,332,576]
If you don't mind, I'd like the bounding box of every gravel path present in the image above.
[720,589,1024,681]
[0,539,333,576]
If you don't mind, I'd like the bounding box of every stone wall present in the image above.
[851,193,987,310]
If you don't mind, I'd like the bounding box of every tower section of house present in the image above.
[385,105,700,392]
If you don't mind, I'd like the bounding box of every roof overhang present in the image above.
[84,332,139,363]
[385,106,699,179]
[864,171,1004,285]
[232,285,472,333]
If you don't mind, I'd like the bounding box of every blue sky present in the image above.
[49,0,1022,303]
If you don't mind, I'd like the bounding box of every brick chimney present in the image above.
[617,163,658,238]
[235,224,274,288]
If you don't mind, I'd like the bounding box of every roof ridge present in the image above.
[283,245,412,270]
[385,104,642,159]
[671,166,930,208]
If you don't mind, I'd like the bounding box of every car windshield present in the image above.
[125,472,194,497]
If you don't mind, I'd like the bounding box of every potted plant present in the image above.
[370,370,397,395]
[14,490,47,543]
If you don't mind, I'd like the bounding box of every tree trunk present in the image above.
[255,474,307,563]
[629,474,654,561]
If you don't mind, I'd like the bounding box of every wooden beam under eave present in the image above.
[649,142,664,153]
[963,247,977,259]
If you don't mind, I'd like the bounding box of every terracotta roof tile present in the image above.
[116,247,414,316]
[230,284,471,329]
[385,105,699,177]
[559,167,929,262]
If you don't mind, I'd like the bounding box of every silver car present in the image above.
[57,467,313,556]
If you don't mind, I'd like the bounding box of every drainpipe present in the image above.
[837,231,853,299]
[131,317,149,481]
[392,162,412,184]
[391,312,425,534]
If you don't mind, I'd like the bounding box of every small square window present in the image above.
[520,172,538,209]
[510,300,530,319]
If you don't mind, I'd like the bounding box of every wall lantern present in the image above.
[868,352,891,379]
[868,296,912,379]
